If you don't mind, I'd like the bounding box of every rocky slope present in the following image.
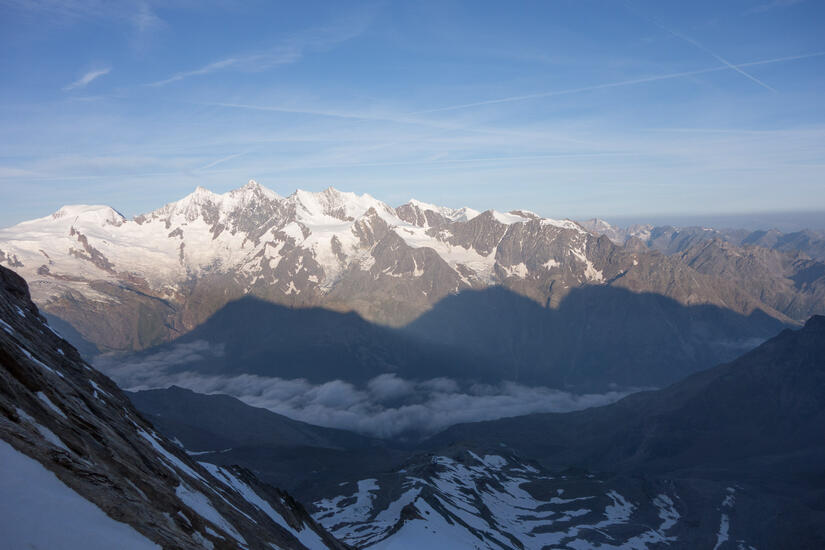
[580,219,825,321]
[0,181,795,353]
[0,265,346,549]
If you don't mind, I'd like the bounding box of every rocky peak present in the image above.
[397,199,480,227]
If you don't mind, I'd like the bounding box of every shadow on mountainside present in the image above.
[404,285,787,390]
[424,316,825,490]
[107,284,787,392]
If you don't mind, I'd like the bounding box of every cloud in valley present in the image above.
[96,340,628,439]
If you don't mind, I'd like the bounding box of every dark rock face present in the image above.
[0,265,347,550]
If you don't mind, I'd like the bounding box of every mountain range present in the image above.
[2,183,825,548]
[2,181,818,359]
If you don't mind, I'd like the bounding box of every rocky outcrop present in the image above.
[0,265,347,549]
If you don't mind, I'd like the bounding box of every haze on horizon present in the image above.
[1,0,823,227]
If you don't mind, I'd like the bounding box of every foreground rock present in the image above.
[0,265,346,549]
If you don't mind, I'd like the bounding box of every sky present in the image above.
[1,0,824,227]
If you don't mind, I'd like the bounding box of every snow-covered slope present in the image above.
[0,181,790,351]
[0,265,345,549]
[0,438,160,550]
[310,447,754,550]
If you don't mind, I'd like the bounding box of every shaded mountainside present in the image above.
[405,285,784,390]
[129,386,381,452]
[0,181,801,355]
[127,386,411,502]
[101,285,785,394]
[0,265,346,550]
[427,315,825,480]
[424,317,825,545]
[113,296,503,385]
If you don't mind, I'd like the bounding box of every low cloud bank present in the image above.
[96,340,629,439]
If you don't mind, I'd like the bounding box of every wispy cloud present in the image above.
[746,0,806,14]
[147,53,301,87]
[415,52,823,114]
[63,67,110,91]
[147,14,371,86]
[5,0,164,32]
[196,151,249,171]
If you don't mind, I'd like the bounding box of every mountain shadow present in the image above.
[426,316,825,487]
[128,385,384,452]
[127,386,411,500]
[108,285,787,392]
[116,295,509,384]
[404,284,786,390]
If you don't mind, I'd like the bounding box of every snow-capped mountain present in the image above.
[0,181,791,352]
[0,265,345,549]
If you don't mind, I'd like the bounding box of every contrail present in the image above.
[414,51,823,114]
[196,151,248,171]
[648,18,777,92]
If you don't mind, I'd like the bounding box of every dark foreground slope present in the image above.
[128,386,410,497]
[0,265,346,550]
[129,386,380,452]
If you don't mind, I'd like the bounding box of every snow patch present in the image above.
[0,439,160,549]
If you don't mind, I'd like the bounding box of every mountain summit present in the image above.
[0,182,794,355]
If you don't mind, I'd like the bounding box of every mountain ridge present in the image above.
[0,181,801,355]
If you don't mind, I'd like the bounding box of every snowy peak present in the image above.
[399,199,481,227]
[49,205,125,227]
[288,187,397,225]
[228,179,283,203]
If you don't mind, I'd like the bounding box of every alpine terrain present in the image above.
[0,264,346,549]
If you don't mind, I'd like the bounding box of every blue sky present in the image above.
[1,0,824,227]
